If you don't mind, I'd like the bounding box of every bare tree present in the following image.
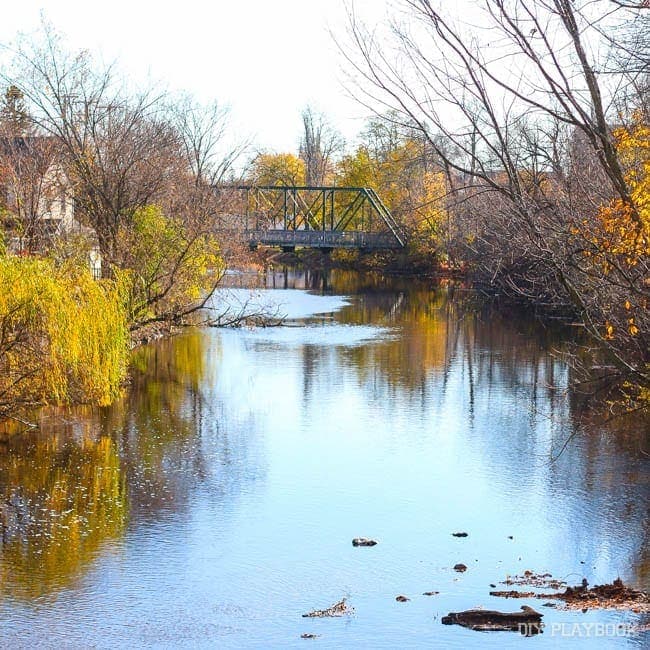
[3,24,185,271]
[341,0,649,397]
[299,106,344,185]
[170,94,247,187]
[0,134,69,253]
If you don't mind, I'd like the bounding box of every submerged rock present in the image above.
[301,633,320,639]
[423,591,440,596]
[352,537,377,547]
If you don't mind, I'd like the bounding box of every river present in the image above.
[0,269,648,648]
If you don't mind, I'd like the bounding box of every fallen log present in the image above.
[441,605,543,634]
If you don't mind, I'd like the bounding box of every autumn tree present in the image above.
[2,23,240,328]
[336,115,448,259]
[249,152,306,186]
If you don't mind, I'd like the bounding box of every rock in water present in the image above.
[453,563,468,572]
[395,595,410,602]
[352,537,377,547]
[452,532,468,537]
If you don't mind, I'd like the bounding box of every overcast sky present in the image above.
[0,0,393,153]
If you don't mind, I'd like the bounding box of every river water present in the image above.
[0,269,648,648]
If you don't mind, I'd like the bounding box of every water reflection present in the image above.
[0,422,127,600]
[0,269,648,648]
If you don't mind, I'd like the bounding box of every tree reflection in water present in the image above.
[0,421,127,600]
[0,331,215,600]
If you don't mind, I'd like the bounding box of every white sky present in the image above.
[0,0,392,154]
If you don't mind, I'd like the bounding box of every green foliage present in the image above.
[118,205,223,326]
[0,256,130,412]
[0,85,30,136]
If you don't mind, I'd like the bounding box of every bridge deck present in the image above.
[248,229,402,250]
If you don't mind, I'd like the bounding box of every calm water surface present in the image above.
[0,269,648,648]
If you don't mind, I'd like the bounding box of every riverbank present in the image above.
[250,247,466,279]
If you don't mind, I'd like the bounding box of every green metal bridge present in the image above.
[236,186,406,251]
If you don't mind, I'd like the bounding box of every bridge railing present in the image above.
[247,229,401,250]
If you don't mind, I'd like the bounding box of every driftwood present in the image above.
[442,605,543,633]
[502,570,566,590]
[302,598,354,618]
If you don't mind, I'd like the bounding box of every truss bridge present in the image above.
[236,186,406,251]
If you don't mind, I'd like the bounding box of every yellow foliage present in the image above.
[0,256,129,411]
[0,429,127,599]
[117,205,223,326]
[596,119,650,261]
[250,153,306,186]
[336,139,448,256]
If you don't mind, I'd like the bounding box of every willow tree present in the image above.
[0,256,130,417]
